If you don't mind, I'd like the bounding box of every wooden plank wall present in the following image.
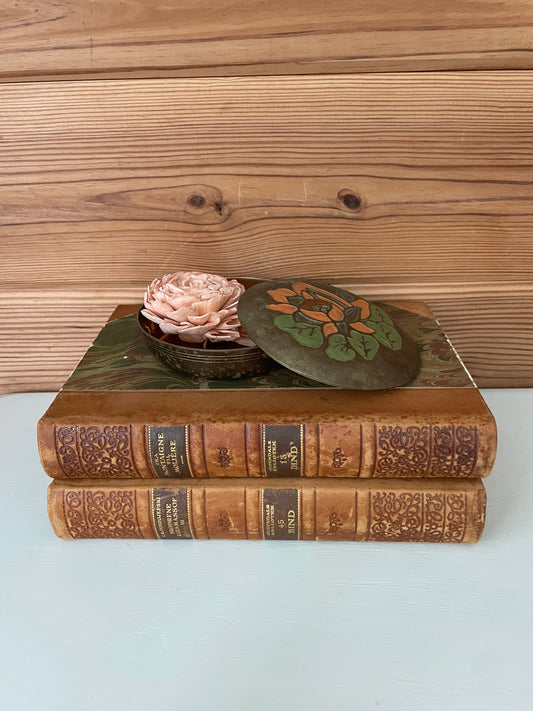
[2,0,533,79]
[1,1,532,392]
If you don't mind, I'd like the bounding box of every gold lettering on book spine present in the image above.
[373,424,478,477]
[63,489,143,538]
[55,425,139,478]
[367,490,467,542]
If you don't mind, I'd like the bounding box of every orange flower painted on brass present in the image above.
[265,288,300,315]
[266,281,375,337]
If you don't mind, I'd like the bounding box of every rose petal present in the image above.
[188,313,221,327]
[164,305,197,322]
[158,320,184,334]
[166,294,196,310]
[143,271,247,343]
[153,301,181,320]
[217,331,240,340]
[191,293,227,315]
[236,336,256,347]
[177,323,217,342]
[141,309,163,325]
[218,314,240,328]
[207,332,240,342]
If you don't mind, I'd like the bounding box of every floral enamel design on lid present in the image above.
[237,279,420,389]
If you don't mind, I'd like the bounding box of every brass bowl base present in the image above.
[138,310,273,379]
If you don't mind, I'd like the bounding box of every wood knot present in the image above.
[183,185,226,223]
[338,190,362,211]
[187,193,206,209]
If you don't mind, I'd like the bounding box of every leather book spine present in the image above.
[47,477,487,543]
[39,414,497,480]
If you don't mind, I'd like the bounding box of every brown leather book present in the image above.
[38,302,497,480]
[47,477,487,543]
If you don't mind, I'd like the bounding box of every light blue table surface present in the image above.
[1,390,532,711]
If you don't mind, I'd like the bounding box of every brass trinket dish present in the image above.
[138,271,420,388]
[138,310,273,378]
[138,272,272,378]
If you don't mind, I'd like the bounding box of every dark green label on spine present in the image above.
[151,488,193,539]
[261,488,300,540]
[262,424,304,477]
[146,425,192,478]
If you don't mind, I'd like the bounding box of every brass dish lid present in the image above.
[238,279,420,389]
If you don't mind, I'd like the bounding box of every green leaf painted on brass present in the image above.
[325,334,356,361]
[347,331,379,360]
[369,303,394,326]
[273,314,324,348]
[365,320,402,351]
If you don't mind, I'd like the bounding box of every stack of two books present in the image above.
[38,302,496,543]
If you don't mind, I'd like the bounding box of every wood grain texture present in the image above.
[1,72,532,389]
[1,0,532,80]
[1,73,533,286]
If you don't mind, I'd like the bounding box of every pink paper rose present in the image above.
[142,271,253,345]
